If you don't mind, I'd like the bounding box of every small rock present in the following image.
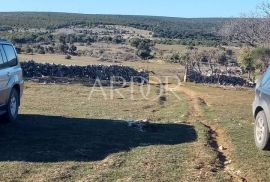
[142,119,150,123]
[219,145,226,151]
[211,167,218,172]
[224,160,232,165]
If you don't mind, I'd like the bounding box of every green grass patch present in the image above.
[0,82,196,181]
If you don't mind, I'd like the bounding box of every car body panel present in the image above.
[0,66,10,105]
[253,67,270,132]
[0,41,23,112]
[253,88,270,132]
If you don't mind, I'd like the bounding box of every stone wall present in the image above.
[21,61,149,83]
[186,69,254,87]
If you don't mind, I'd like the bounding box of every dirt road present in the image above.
[167,84,248,182]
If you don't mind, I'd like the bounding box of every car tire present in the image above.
[2,89,19,122]
[255,110,270,150]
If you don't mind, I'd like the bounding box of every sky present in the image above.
[0,0,262,18]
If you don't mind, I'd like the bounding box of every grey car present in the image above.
[0,41,23,122]
[253,67,270,149]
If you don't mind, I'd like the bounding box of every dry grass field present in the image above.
[0,52,268,181]
[0,79,263,182]
[1,9,269,182]
[0,82,201,181]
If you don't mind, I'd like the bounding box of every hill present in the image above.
[0,12,229,39]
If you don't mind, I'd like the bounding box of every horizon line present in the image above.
[0,11,238,19]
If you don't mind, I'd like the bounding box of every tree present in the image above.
[188,49,207,74]
[25,45,33,54]
[218,52,228,65]
[170,53,181,63]
[129,38,154,60]
[181,52,191,66]
[220,2,270,47]
[251,47,270,72]
[37,46,45,54]
[220,18,269,47]
[205,49,219,74]
[58,43,69,54]
[59,34,67,44]
[69,44,77,55]
[218,51,229,71]
[112,35,124,44]
[181,52,192,82]
[239,49,256,80]
[47,46,55,54]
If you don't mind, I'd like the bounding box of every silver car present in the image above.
[0,41,23,122]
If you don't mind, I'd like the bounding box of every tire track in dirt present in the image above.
[167,84,247,182]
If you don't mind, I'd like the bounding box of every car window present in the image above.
[0,46,7,63]
[261,67,270,86]
[2,44,17,67]
[0,48,4,69]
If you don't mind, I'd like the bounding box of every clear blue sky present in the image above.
[0,0,262,18]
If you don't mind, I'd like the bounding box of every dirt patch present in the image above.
[167,84,203,120]
[167,84,248,181]
[198,97,208,106]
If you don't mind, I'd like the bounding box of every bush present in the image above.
[24,46,33,54]
[37,47,46,54]
[65,55,72,59]
[129,38,154,60]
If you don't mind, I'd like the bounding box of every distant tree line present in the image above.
[154,37,221,47]
[0,12,227,41]
[0,31,125,45]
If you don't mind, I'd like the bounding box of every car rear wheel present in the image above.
[2,89,19,122]
[255,110,270,150]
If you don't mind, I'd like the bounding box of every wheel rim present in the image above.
[9,94,17,118]
[256,116,266,144]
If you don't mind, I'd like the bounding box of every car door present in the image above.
[0,44,9,106]
[0,44,20,106]
[2,44,19,77]
[259,68,270,112]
